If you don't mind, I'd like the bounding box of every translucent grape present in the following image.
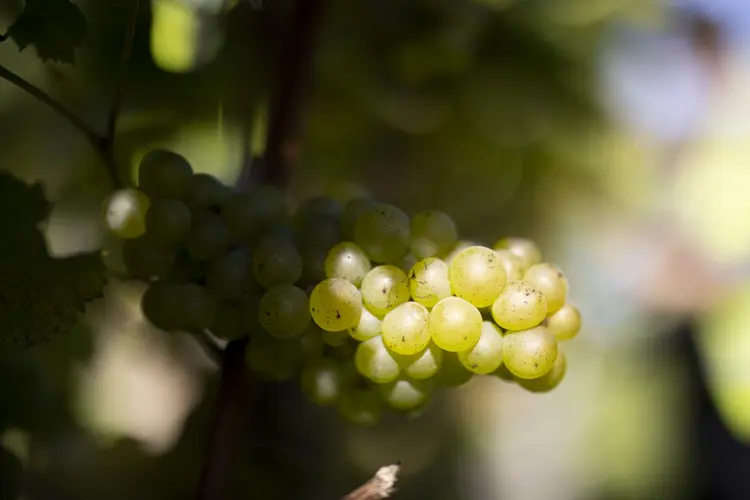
[360,265,410,317]
[322,329,349,347]
[252,237,303,288]
[210,302,244,340]
[348,307,382,342]
[338,389,383,426]
[138,149,193,199]
[396,252,419,273]
[523,263,569,314]
[324,242,371,287]
[102,188,150,239]
[354,335,401,383]
[502,325,558,379]
[381,301,430,355]
[300,358,355,406]
[441,240,478,265]
[179,283,218,330]
[309,278,363,331]
[353,203,410,263]
[295,214,341,254]
[517,349,567,393]
[458,321,504,374]
[122,236,175,280]
[341,198,378,240]
[186,211,229,261]
[141,281,183,331]
[491,281,547,331]
[206,249,249,301]
[545,303,581,341]
[493,237,542,270]
[187,173,231,209]
[144,198,192,244]
[379,378,434,410]
[410,210,458,259]
[429,296,482,352]
[448,246,506,308]
[258,284,311,339]
[434,351,474,387]
[396,342,443,380]
[408,257,452,308]
[494,249,525,281]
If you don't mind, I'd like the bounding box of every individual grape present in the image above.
[545,303,582,341]
[138,149,193,199]
[309,278,363,331]
[102,188,150,239]
[396,252,419,273]
[396,342,443,380]
[348,307,382,342]
[179,283,218,330]
[523,263,569,314]
[360,265,410,317]
[185,211,229,261]
[354,335,401,383]
[338,389,383,426]
[491,281,547,331]
[329,340,357,361]
[410,210,458,259]
[429,296,482,352]
[494,249,525,281]
[300,358,355,406]
[440,240,478,265]
[493,237,542,270]
[258,284,311,339]
[144,198,192,244]
[448,246,506,308]
[294,323,326,363]
[299,246,329,286]
[434,351,474,387]
[141,281,183,331]
[210,302,244,340]
[353,203,410,263]
[324,242,371,287]
[502,325,558,379]
[252,237,303,288]
[341,197,378,240]
[187,173,231,209]
[458,321,504,374]
[517,349,567,393]
[221,186,288,240]
[381,301,430,355]
[206,249,249,301]
[322,329,349,347]
[122,236,175,280]
[379,378,434,411]
[408,257,452,308]
[167,248,208,284]
[295,214,341,253]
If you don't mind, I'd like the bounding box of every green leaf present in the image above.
[6,0,87,64]
[0,172,105,348]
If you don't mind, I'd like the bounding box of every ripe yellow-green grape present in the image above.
[491,280,547,331]
[502,325,558,379]
[458,321,504,374]
[381,301,431,355]
[523,263,569,314]
[310,278,363,331]
[408,258,452,308]
[429,296,482,352]
[448,246,507,307]
[545,302,582,341]
[493,237,542,270]
[360,265,410,317]
[517,349,567,392]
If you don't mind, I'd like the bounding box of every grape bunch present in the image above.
[102,149,582,426]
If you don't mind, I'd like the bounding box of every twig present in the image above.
[343,463,402,500]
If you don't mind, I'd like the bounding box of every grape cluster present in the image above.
[103,149,582,426]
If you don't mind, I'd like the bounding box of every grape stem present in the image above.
[343,463,402,500]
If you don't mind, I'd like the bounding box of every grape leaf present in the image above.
[0,172,105,348]
[6,0,87,64]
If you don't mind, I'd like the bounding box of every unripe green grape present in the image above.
[502,325,558,379]
[517,349,567,393]
[458,321,504,374]
[206,249,249,301]
[210,302,245,340]
[434,351,474,387]
[382,301,430,355]
[523,263,569,314]
[348,307,382,342]
[396,342,443,380]
[379,378,434,411]
[410,210,458,259]
[354,335,401,383]
[341,198,378,240]
[353,203,410,263]
[144,198,192,244]
[429,296,482,352]
[258,284,310,339]
[221,186,289,240]
[322,329,349,347]
[141,281,183,331]
[360,265,410,317]
[491,281,547,331]
[309,278,363,331]
[179,283,218,330]
[187,173,231,209]
[396,252,419,274]
[102,188,150,239]
[300,358,355,406]
[338,389,383,426]
[493,237,542,270]
[449,246,506,308]
[295,213,341,252]
[494,249,525,281]
[545,303,581,341]
[252,237,303,288]
[408,258,452,308]
[186,211,230,261]
[324,242,371,287]
[122,236,175,280]
[138,149,194,199]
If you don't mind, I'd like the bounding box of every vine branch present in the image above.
[343,463,401,500]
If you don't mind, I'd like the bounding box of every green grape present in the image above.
[493,363,516,382]
[144,198,192,244]
[338,389,383,426]
[396,342,443,380]
[440,240,478,265]
[295,214,341,252]
[458,321,504,374]
[210,302,245,340]
[300,358,355,405]
[353,203,410,263]
[523,263,569,314]
[322,329,349,347]
[545,302,581,341]
[324,242,371,287]
[221,186,289,240]
[448,246,507,308]
[408,257,452,308]
[258,284,311,339]
[309,278,363,331]
[294,323,326,363]
[493,237,542,270]
[348,307,382,341]
[188,173,231,209]
[491,280,547,330]
[138,149,194,199]
[252,237,303,288]
[240,293,263,333]
[410,210,458,259]
[102,188,150,239]
[517,349,567,393]
[494,249,525,281]
[186,211,230,261]
[379,378,434,410]
[122,236,175,280]
[179,283,218,330]
[502,325,558,379]
[354,335,401,383]
[360,265,410,317]
[434,351,474,387]
[299,246,329,286]
[396,252,419,273]
[341,198,378,240]
[141,281,183,331]
[429,296,482,352]
[206,249,249,301]
[381,301,430,355]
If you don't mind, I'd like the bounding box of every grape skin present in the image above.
[309,278,363,331]
[324,242,371,287]
[144,198,192,244]
[493,237,542,270]
[502,325,558,379]
[494,249,525,281]
[381,301,431,355]
[396,342,443,380]
[448,246,507,308]
[379,378,434,410]
[360,265,410,317]
[354,335,401,383]
[206,249,249,301]
[458,321,504,374]
[252,237,303,288]
[408,257,452,308]
[338,389,383,426]
[517,349,567,393]
[410,210,458,259]
[341,198,378,240]
[348,307,382,341]
[429,296,482,352]
[138,149,194,199]
[187,173,231,209]
[186,211,229,261]
[491,280,547,331]
[103,189,150,239]
[259,284,311,339]
[545,302,581,341]
[300,358,355,406]
[523,263,569,314]
[353,203,410,264]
